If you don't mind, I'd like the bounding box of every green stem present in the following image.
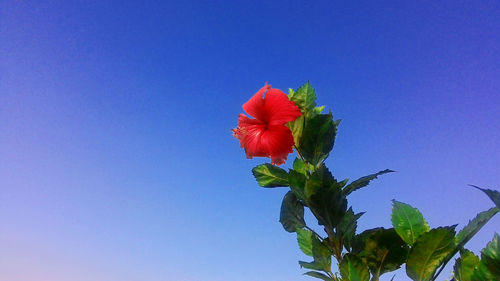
[294,145,306,163]
[326,270,338,281]
[324,226,343,265]
[305,225,323,241]
[432,263,447,281]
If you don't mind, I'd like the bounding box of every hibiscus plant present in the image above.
[233,82,500,281]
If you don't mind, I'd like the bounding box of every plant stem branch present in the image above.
[305,225,323,241]
[432,263,447,281]
[326,270,337,281]
[294,145,306,163]
[324,226,343,265]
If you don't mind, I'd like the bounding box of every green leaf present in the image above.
[303,271,334,281]
[306,166,347,229]
[252,164,289,187]
[406,226,457,281]
[304,165,337,199]
[338,207,364,251]
[287,115,305,149]
[343,169,394,196]
[297,228,314,257]
[391,200,430,245]
[360,228,409,279]
[293,157,310,176]
[311,236,332,272]
[470,185,500,209]
[456,207,498,249]
[299,236,332,273]
[299,261,324,271]
[339,254,370,281]
[351,228,384,255]
[479,233,500,278]
[288,170,307,201]
[313,106,325,114]
[279,191,305,232]
[471,262,499,281]
[289,81,317,113]
[338,178,349,188]
[437,207,500,278]
[453,249,480,281]
[299,113,338,165]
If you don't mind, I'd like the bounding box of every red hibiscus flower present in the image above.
[233,84,302,165]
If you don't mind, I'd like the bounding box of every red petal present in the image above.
[261,125,295,165]
[237,113,264,127]
[263,88,302,126]
[233,114,266,150]
[232,114,262,141]
[242,84,270,121]
[235,121,295,165]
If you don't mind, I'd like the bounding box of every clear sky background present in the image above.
[1,1,499,281]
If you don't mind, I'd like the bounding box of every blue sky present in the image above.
[1,1,499,280]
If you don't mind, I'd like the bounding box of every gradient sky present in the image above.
[1,1,499,281]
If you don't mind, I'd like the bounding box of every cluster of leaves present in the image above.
[250,82,500,281]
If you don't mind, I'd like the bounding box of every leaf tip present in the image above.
[469,184,481,190]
